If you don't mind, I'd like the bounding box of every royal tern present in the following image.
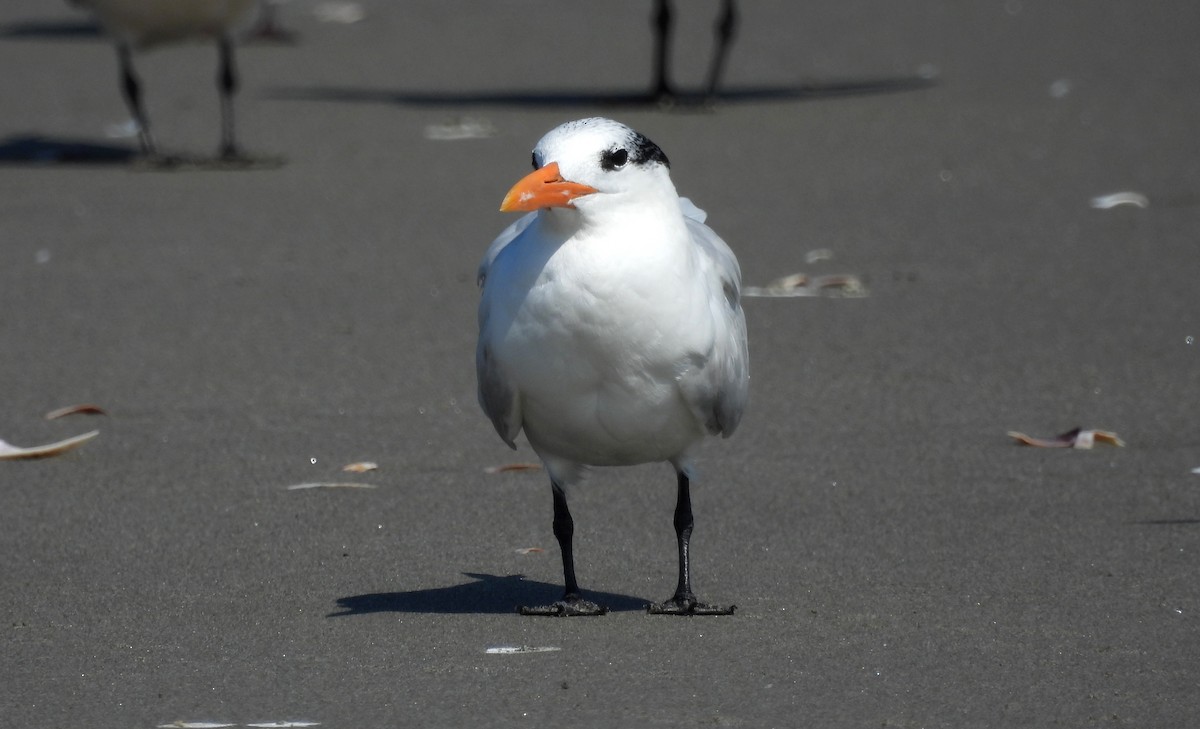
[477,118,749,616]
[70,0,256,159]
[653,0,738,102]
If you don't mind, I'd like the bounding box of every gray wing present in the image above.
[477,211,537,287]
[475,214,536,449]
[679,203,750,437]
[476,336,520,449]
[678,196,708,225]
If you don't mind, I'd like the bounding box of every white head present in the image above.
[499,118,676,215]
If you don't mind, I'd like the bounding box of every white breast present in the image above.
[483,213,714,466]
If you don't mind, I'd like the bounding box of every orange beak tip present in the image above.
[499,162,597,212]
[499,190,535,213]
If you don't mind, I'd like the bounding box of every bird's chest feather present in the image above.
[508,231,709,387]
[493,231,712,463]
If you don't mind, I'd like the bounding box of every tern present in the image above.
[70,0,257,160]
[476,118,750,616]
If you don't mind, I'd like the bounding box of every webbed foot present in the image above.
[646,595,735,616]
[519,595,609,617]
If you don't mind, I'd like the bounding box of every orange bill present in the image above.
[500,162,598,212]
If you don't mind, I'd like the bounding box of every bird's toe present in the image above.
[519,596,609,617]
[647,595,735,616]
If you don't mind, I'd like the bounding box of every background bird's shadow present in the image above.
[0,12,934,164]
[0,136,285,169]
[266,75,936,110]
[0,75,933,168]
[328,572,649,616]
[0,135,137,166]
[0,18,102,40]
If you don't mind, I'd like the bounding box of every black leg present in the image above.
[704,0,738,101]
[519,480,608,616]
[647,472,735,615]
[116,42,156,157]
[671,471,696,601]
[651,0,675,102]
[217,35,241,159]
[553,481,582,599]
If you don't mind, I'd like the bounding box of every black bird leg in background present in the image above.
[217,35,241,159]
[519,480,609,616]
[116,42,156,157]
[648,472,736,615]
[652,0,674,101]
[705,0,738,100]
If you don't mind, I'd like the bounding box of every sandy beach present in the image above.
[2,1,1198,726]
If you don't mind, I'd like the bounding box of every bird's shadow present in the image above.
[0,135,286,169]
[0,135,137,166]
[328,572,649,616]
[0,18,102,40]
[265,75,937,111]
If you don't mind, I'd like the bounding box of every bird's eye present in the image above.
[600,148,629,171]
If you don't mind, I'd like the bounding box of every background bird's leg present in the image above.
[116,43,156,157]
[648,472,735,615]
[519,480,608,616]
[217,35,240,159]
[652,0,674,101]
[705,0,738,101]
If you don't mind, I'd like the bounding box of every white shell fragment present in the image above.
[44,403,106,420]
[313,2,364,23]
[1049,78,1072,98]
[1007,428,1125,449]
[342,461,378,473]
[743,273,867,298]
[0,430,99,460]
[485,645,562,655]
[424,117,498,141]
[1090,192,1149,209]
[286,482,378,490]
[483,462,542,474]
[804,248,834,264]
[157,723,319,729]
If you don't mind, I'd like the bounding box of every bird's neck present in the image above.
[577,185,687,236]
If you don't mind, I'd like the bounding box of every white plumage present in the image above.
[477,118,749,616]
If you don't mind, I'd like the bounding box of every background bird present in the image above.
[69,0,257,161]
[477,118,750,616]
[652,0,738,103]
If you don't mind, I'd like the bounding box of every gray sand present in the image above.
[2,1,1198,726]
